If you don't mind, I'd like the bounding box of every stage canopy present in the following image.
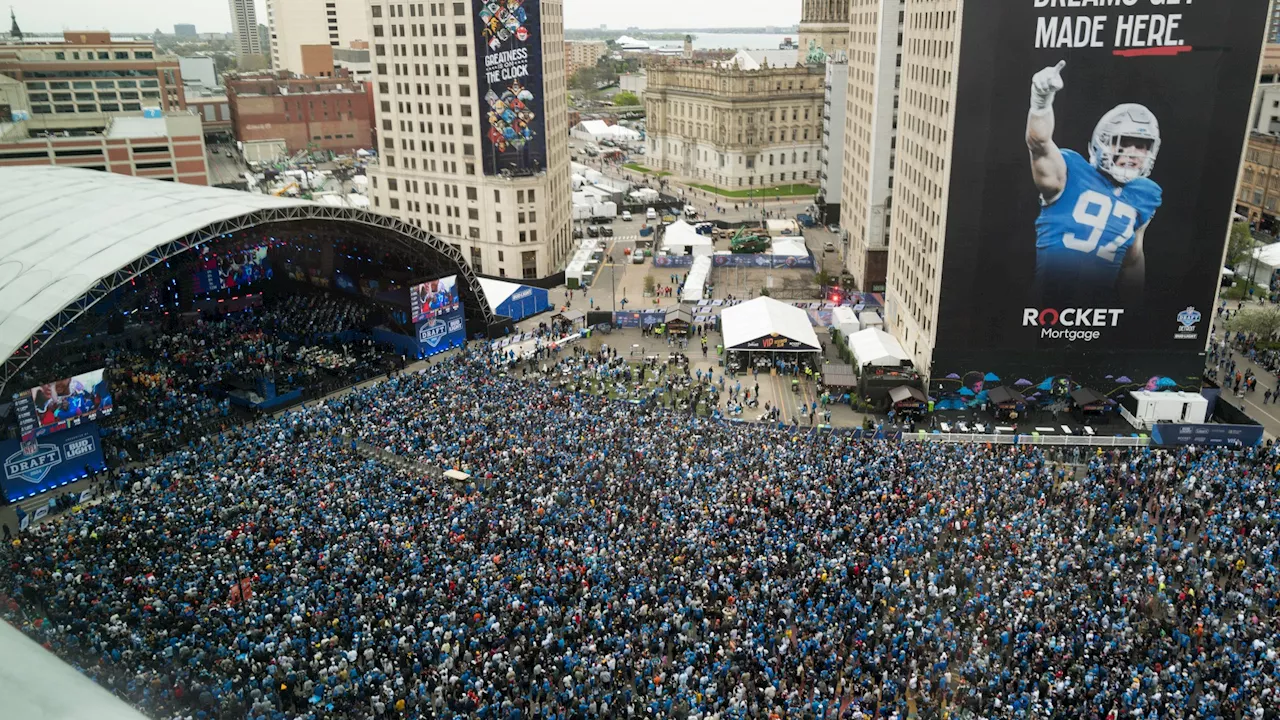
[722,297,820,352]
[847,328,910,368]
[478,278,550,321]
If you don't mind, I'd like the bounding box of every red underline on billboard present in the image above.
[1113,46,1193,58]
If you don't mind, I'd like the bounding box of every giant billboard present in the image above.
[472,0,547,175]
[930,0,1270,397]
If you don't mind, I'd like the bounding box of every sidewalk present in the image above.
[1209,297,1280,438]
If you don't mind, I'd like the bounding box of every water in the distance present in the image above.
[648,33,797,51]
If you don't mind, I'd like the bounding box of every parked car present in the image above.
[632,250,646,264]
[646,207,658,220]
[684,205,698,219]
[827,224,841,234]
[587,225,601,238]
[824,242,837,253]
[621,210,633,221]
[572,228,584,239]
[602,226,615,237]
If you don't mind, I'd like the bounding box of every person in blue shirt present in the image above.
[1027,60,1163,304]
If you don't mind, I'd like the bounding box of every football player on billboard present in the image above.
[1027,60,1163,301]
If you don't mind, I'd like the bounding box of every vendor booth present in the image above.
[846,328,910,369]
[721,297,821,373]
[889,385,928,416]
[1071,387,1110,418]
[987,386,1027,420]
[663,220,715,257]
[663,307,692,335]
[479,278,551,322]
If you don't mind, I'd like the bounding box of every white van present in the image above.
[645,207,657,221]
[683,205,698,218]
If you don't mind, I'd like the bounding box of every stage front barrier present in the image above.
[902,432,1149,448]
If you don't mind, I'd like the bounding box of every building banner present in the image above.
[931,0,1269,393]
[473,0,547,175]
[1,422,104,503]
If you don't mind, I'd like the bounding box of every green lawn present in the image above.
[623,163,672,177]
[688,183,818,198]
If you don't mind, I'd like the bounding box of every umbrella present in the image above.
[945,373,961,380]
[1104,375,1114,379]
[1156,377,1178,389]
[959,387,975,397]
[1014,378,1032,387]
[1037,377,1055,391]
[983,372,1001,382]
[1115,376,1132,383]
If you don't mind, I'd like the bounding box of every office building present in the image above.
[839,0,903,293]
[799,0,850,53]
[816,51,846,226]
[0,32,185,116]
[226,70,374,155]
[228,0,263,58]
[266,0,371,75]
[1235,132,1280,233]
[565,40,607,78]
[174,24,198,38]
[645,50,825,189]
[179,56,218,89]
[364,0,572,280]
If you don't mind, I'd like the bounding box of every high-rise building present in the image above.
[266,0,371,75]
[0,32,186,115]
[174,24,198,38]
[799,0,850,53]
[839,0,904,293]
[816,51,847,227]
[365,0,572,281]
[227,0,263,58]
[880,0,1267,398]
[645,51,825,189]
[565,40,607,79]
[1269,6,1280,43]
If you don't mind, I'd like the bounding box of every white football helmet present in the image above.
[1089,103,1160,184]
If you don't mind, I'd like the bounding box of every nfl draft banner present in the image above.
[473,0,547,175]
[1,422,105,503]
[929,0,1269,394]
[416,306,467,356]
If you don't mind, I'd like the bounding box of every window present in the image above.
[468,208,479,220]
[498,250,504,261]
[135,51,153,59]
[517,190,525,203]
[494,190,501,201]
[454,23,466,36]
[54,51,65,60]
[114,51,129,60]
[372,5,382,16]
[466,186,477,200]
[456,43,468,57]
[528,190,535,202]
[519,230,527,243]
[453,1,465,13]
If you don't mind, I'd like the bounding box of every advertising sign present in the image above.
[1,422,104,503]
[410,275,462,324]
[416,306,467,355]
[931,0,1269,391]
[472,0,547,175]
[1151,423,1264,448]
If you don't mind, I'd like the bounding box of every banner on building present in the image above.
[1,423,104,503]
[472,0,547,175]
[929,0,1269,391]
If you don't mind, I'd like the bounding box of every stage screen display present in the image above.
[472,0,548,175]
[12,368,113,442]
[410,275,461,324]
[929,0,1269,391]
[193,245,272,295]
[1,422,104,503]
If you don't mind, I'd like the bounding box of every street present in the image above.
[1209,299,1280,438]
[207,144,246,186]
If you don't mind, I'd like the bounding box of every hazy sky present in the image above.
[9,0,801,34]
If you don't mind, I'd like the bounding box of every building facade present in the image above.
[644,55,825,189]
[565,40,607,78]
[817,51,847,226]
[800,0,851,54]
[364,0,572,281]
[266,0,370,75]
[1236,132,1280,233]
[227,0,263,58]
[839,0,904,293]
[174,24,198,38]
[226,71,373,154]
[0,32,185,117]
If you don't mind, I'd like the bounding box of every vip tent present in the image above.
[721,297,821,353]
[479,278,550,321]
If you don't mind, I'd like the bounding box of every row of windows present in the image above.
[45,49,154,62]
[27,79,159,90]
[30,102,143,114]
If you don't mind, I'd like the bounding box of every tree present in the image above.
[1227,306,1280,339]
[213,54,238,78]
[1226,221,1256,269]
[614,91,640,106]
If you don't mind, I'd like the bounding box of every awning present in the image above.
[987,386,1026,406]
[721,297,821,352]
[821,363,858,388]
[889,385,927,404]
[1070,387,1107,406]
[553,310,585,323]
[664,307,692,324]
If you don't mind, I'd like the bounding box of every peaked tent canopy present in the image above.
[478,278,551,321]
[846,328,910,368]
[722,297,820,352]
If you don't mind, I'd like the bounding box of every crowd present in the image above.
[3,349,1279,720]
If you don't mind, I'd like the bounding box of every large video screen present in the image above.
[12,368,114,441]
[473,0,547,175]
[928,0,1269,392]
[410,275,461,324]
[193,245,272,295]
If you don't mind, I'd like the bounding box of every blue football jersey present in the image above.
[1035,149,1162,294]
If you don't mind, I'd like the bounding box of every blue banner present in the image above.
[416,306,467,356]
[613,311,642,329]
[1,422,105,503]
[1151,423,1264,447]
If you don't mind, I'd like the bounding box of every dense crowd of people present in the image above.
[3,348,1279,720]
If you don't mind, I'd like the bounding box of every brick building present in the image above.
[225,70,373,155]
[1236,132,1280,234]
[0,31,185,117]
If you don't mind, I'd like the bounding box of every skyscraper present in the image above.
[364,0,571,280]
[266,0,372,75]
[799,0,850,53]
[227,0,263,58]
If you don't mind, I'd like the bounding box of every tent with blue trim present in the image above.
[479,278,550,322]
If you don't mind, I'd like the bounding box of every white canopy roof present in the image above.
[479,277,526,307]
[0,619,149,720]
[771,237,808,257]
[0,167,314,366]
[847,327,910,368]
[1252,242,1280,269]
[721,297,820,352]
[663,219,713,252]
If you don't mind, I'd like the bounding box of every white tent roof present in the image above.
[1252,243,1280,268]
[664,219,713,250]
[0,166,313,366]
[479,277,534,307]
[721,297,820,351]
[0,619,149,720]
[847,328,910,368]
[771,237,808,257]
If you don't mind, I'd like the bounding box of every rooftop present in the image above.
[104,116,167,139]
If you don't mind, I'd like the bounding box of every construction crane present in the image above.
[273,183,297,197]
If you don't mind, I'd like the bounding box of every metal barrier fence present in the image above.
[901,431,1149,448]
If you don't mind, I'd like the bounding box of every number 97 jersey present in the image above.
[1035,149,1162,295]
